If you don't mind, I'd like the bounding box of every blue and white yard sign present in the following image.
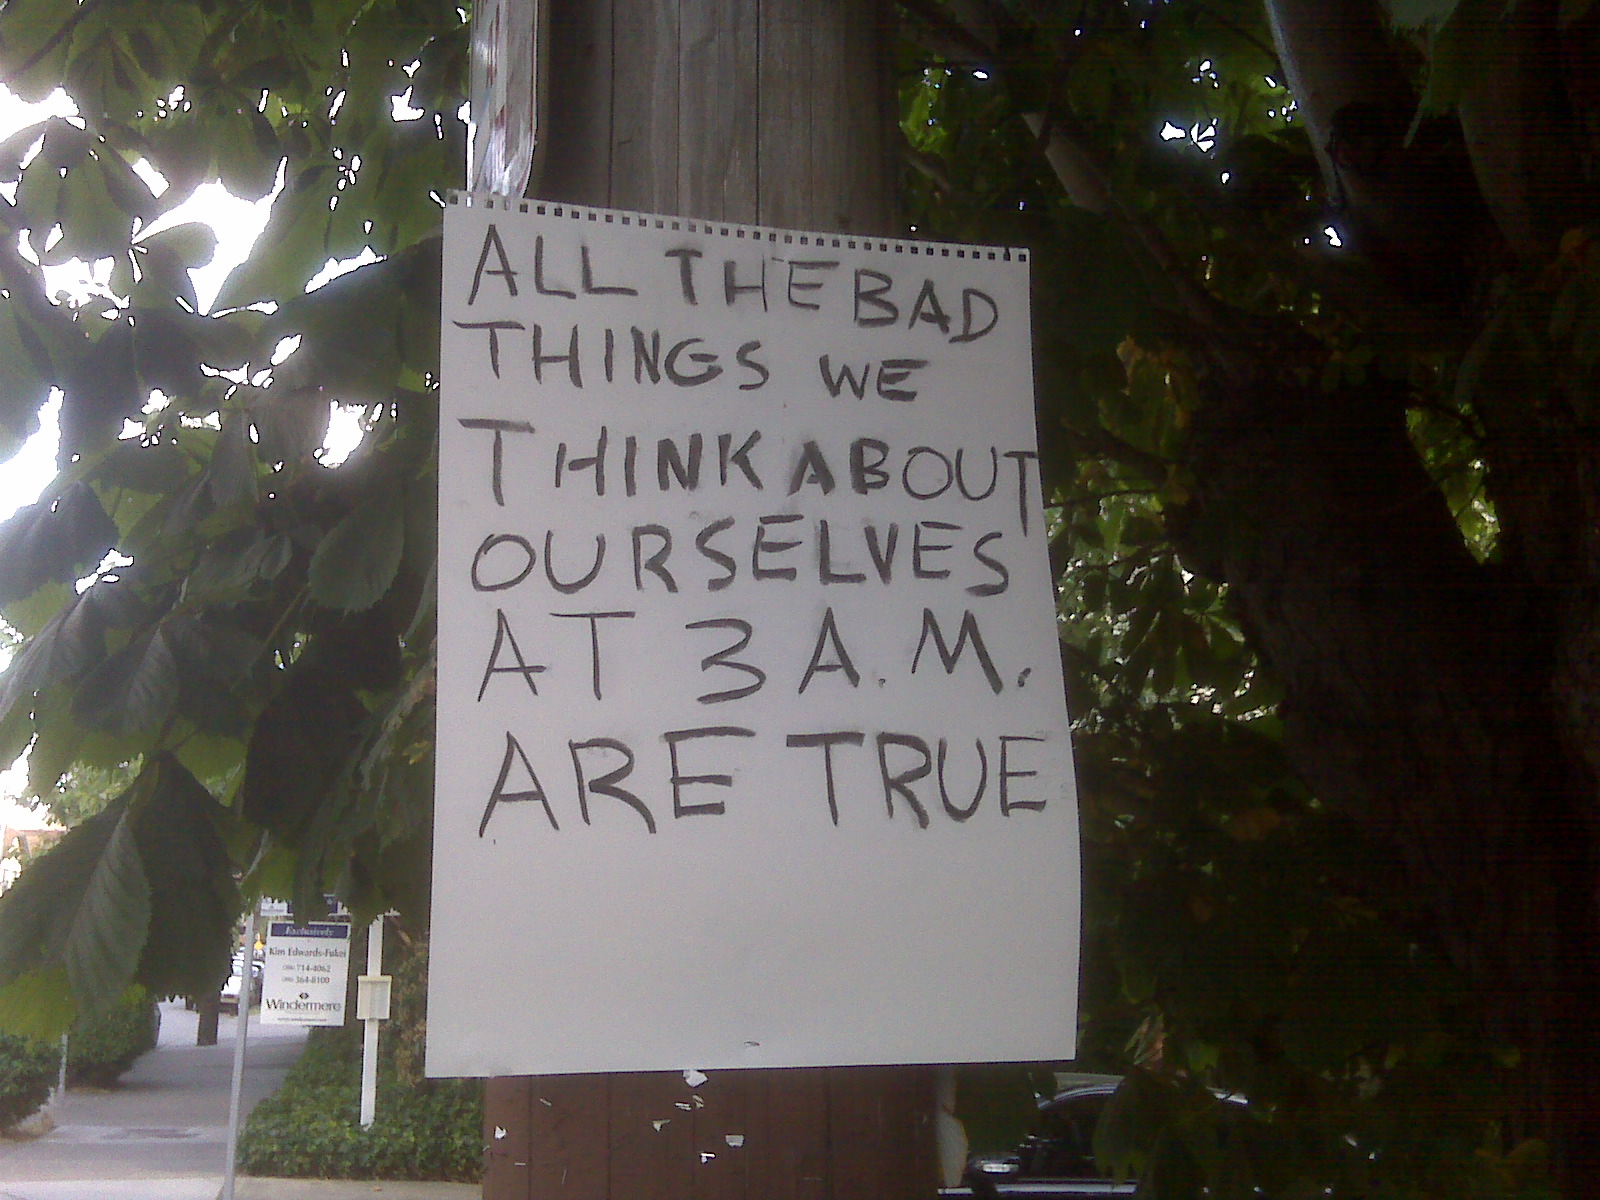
[261,917,352,1028]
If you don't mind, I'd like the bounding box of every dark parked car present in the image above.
[942,1074,1135,1199]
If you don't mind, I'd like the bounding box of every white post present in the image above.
[54,1032,67,1101]
[221,902,258,1200]
[359,915,383,1128]
[935,1066,969,1187]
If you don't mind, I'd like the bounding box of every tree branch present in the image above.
[1453,0,1588,260]
[903,144,960,198]
[896,0,997,68]
[1191,1,1280,62]
[1263,0,1491,307]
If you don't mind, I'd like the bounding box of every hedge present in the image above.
[0,1032,55,1130]
[236,937,482,1182]
[68,988,160,1087]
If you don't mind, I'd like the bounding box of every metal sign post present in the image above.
[221,901,259,1200]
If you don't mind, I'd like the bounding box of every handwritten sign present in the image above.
[261,918,352,1027]
[427,196,1080,1076]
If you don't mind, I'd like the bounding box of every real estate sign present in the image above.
[261,917,352,1027]
[429,196,1080,1076]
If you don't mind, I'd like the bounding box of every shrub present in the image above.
[236,937,482,1182]
[68,988,160,1087]
[0,1032,55,1130]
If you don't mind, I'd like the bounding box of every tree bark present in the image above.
[1181,361,1600,1191]
[1263,0,1491,308]
[196,993,220,1047]
[1173,207,1600,1200]
[480,2,938,1196]
[1453,0,1589,261]
[900,0,1600,1186]
[1163,5,1600,1187]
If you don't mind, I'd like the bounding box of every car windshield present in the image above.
[1022,1092,1109,1178]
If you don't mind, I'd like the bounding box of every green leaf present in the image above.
[158,473,216,539]
[0,692,34,779]
[48,148,141,265]
[213,170,334,310]
[1094,1070,1172,1179]
[206,410,259,510]
[241,665,365,847]
[131,755,239,999]
[60,321,143,458]
[247,843,301,908]
[0,299,50,457]
[0,119,50,185]
[0,482,119,606]
[1,580,71,639]
[213,110,281,203]
[185,528,293,603]
[308,480,405,613]
[190,310,264,372]
[171,731,246,786]
[136,220,217,268]
[0,587,113,726]
[0,968,76,1041]
[61,804,151,1013]
[253,386,331,465]
[95,439,195,496]
[73,623,179,737]
[274,256,403,401]
[25,702,85,801]
[0,798,149,1014]
[164,614,261,735]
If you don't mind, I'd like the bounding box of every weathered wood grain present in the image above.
[525,1074,610,1196]
[756,0,814,229]
[610,0,681,215]
[483,5,931,1196]
[607,1071,697,1199]
[827,1064,938,1200]
[540,0,614,208]
[678,0,758,223]
[482,1076,533,1196]
[690,1066,751,1200]
[743,1066,831,1200]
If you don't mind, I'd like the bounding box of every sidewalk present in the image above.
[0,1002,477,1200]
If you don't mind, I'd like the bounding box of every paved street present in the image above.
[0,1002,477,1200]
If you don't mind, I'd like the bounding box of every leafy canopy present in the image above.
[0,0,459,1028]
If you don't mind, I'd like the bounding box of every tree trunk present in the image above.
[480,2,937,1196]
[197,993,220,1047]
[1179,3,1600,1188]
[1180,322,1600,1193]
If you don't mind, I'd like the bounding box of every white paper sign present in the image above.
[261,919,352,1027]
[428,195,1080,1076]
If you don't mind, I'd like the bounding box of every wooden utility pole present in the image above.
[478,1,938,1196]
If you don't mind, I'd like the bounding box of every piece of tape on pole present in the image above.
[468,0,540,197]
